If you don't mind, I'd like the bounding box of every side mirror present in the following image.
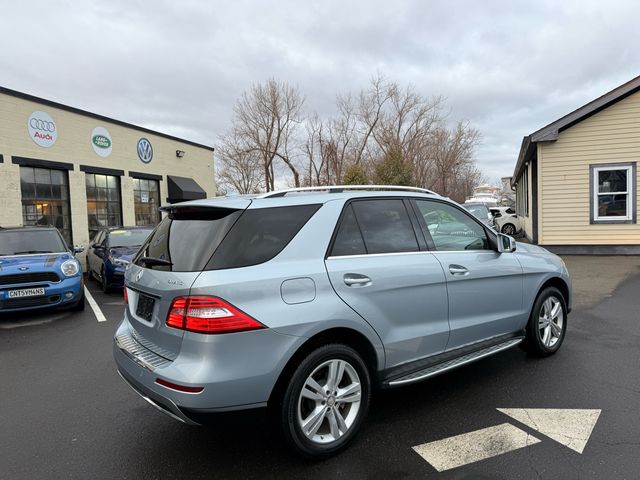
[496,233,516,253]
[73,245,85,254]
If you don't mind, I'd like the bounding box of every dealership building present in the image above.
[0,86,216,261]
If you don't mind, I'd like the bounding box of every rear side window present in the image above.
[206,204,321,270]
[351,199,419,254]
[133,208,242,271]
[330,205,367,256]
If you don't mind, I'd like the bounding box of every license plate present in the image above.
[8,287,46,298]
[136,294,155,322]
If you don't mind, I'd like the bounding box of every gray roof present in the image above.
[512,74,640,185]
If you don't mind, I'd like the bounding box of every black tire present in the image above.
[70,294,85,312]
[279,344,371,459]
[501,223,516,235]
[521,287,567,357]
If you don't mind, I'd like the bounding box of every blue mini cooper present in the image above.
[0,226,85,313]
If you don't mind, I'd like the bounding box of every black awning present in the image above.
[166,175,207,204]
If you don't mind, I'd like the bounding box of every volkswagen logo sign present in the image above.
[28,111,58,148]
[137,138,153,164]
[135,270,144,282]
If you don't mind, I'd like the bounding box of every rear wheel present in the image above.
[279,344,370,458]
[501,223,516,235]
[522,287,567,357]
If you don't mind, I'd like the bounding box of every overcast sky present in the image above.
[1,0,639,182]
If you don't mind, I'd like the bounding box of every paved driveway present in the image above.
[1,258,639,479]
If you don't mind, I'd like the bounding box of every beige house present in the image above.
[0,87,216,262]
[512,75,640,254]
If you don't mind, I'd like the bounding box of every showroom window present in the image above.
[590,163,636,223]
[19,166,72,244]
[85,173,122,240]
[132,178,160,226]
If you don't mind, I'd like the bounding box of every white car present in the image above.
[490,207,521,236]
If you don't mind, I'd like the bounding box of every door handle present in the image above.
[343,274,372,287]
[449,265,469,275]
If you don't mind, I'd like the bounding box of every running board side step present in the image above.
[385,338,523,387]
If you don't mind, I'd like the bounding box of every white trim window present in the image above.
[591,164,635,223]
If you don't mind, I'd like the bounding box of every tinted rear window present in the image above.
[206,204,321,270]
[351,200,419,254]
[133,208,243,271]
[330,205,366,256]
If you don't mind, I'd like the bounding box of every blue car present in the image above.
[0,226,85,313]
[87,227,153,292]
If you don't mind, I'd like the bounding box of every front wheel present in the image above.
[522,287,567,357]
[279,344,371,458]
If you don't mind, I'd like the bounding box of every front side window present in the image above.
[86,173,122,240]
[591,164,635,222]
[350,200,419,254]
[415,200,491,251]
[133,178,160,226]
[20,167,72,245]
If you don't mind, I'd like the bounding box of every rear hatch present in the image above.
[124,198,251,358]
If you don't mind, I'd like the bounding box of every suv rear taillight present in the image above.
[166,296,265,334]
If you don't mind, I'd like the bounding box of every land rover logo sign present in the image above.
[28,111,57,147]
[137,138,153,163]
[91,126,113,157]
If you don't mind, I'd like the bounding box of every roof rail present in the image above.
[258,185,439,198]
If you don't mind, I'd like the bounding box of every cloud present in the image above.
[1,0,639,182]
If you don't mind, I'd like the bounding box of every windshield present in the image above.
[463,204,489,219]
[108,229,153,248]
[0,230,67,256]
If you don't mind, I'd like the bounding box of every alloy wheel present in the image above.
[502,224,516,235]
[538,295,564,348]
[297,359,362,445]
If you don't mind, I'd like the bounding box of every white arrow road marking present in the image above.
[412,423,540,472]
[497,408,601,454]
[84,287,107,323]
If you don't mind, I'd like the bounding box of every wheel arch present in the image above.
[537,276,571,313]
[268,327,380,407]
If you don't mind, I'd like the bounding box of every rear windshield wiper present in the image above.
[12,250,53,255]
[139,256,173,267]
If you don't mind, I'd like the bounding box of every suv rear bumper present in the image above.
[113,317,303,418]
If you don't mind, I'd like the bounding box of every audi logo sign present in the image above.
[28,111,58,148]
[137,138,153,163]
[91,126,113,157]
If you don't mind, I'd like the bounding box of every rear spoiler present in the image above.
[160,197,253,213]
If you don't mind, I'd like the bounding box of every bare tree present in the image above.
[215,133,264,194]
[426,121,482,201]
[230,79,304,191]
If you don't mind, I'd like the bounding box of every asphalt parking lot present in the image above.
[1,256,640,479]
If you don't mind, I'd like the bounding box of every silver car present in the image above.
[113,185,571,458]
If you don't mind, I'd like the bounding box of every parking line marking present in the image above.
[84,287,107,323]
[412,423,540,472]
[497,408,601,453]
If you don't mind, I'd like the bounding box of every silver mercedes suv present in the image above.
[113,186,571,458]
